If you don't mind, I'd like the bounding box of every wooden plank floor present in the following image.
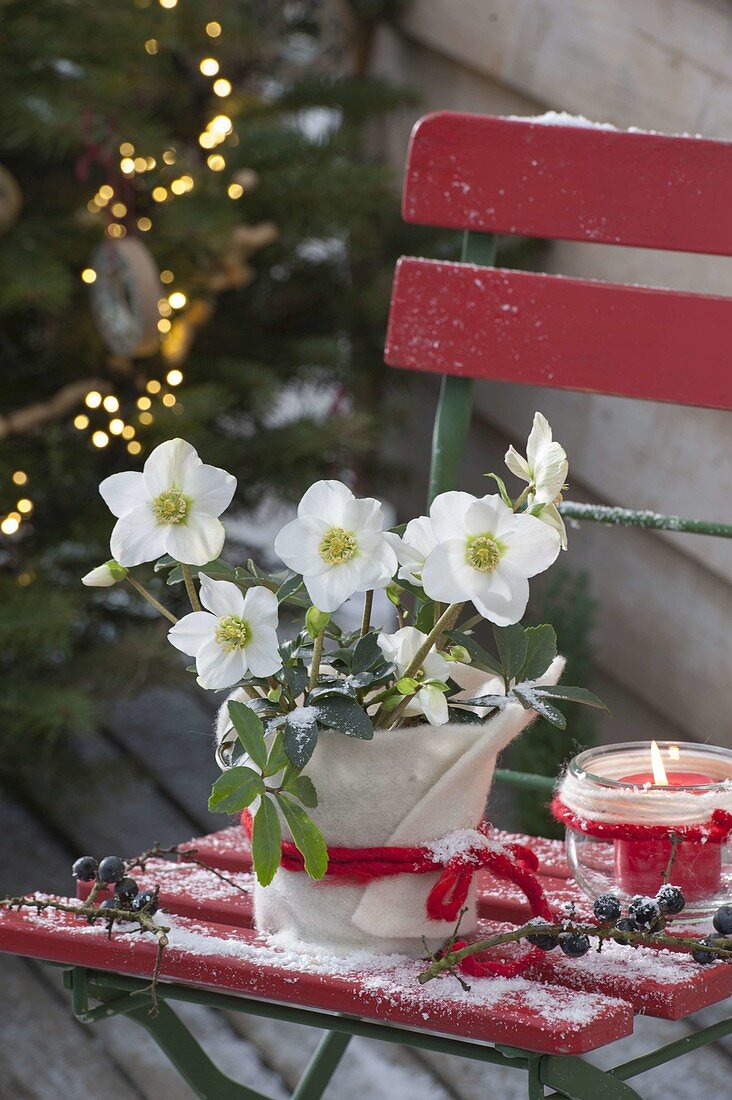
[2,685,732,1098]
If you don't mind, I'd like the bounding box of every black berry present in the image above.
[692,935,724,965]
[713,905,732,936]
[114,877,139,905]
[98,856,126,884]
[100,898,118,912]
[527,931,558,951]
[132,890,159,916]
[628,896,661,928]
[72,856,98,882]
[593,893,622,923]
[657,884,685,916]
[559,932,590,958]
[614,917,638,943]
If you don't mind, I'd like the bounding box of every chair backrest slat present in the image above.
[386,259,732,409]
[403,112,732,255]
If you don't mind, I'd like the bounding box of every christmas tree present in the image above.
[0,0,415,768]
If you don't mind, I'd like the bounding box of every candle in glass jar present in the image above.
[614,741,720,899]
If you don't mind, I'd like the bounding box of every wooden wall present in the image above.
[370,1,732,743]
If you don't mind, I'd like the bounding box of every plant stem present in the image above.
[308,629,325,692]
[181,564,202,612]
[662,833,681,885]
[378,691,416,730]
[126,575,178,624]
[417,920,732,984]
[513,486,532,512]
[360,590,373,637]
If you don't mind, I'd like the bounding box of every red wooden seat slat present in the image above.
[403,112,732,255]
[0,902,634,1055]
[385,258,732,409]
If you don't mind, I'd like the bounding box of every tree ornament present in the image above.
[89,237,161,357]
[0,164,22,233]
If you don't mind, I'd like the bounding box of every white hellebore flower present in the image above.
[81,560,128,587]
[386,515,436,585]
[99,438,236,568]
[168,575,282,690]
[422,491,561,627]
[377,626,450,727]
[274,480,397,613]
[505,411,569,549]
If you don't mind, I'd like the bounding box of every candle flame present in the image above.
[668,744,681,761]
[650,740,669,785]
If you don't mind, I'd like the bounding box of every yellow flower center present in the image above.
[319,526,358,566]
[152,488,189,525]
[215,615,250,652]
[466,534,502,573]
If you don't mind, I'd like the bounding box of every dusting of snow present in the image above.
[506,111,711,140]
[424,829,498,865]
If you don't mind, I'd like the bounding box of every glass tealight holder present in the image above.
[559,742,732,916]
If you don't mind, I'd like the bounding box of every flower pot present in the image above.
[224,658,564,955]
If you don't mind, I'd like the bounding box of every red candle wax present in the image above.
[614,770,721,900]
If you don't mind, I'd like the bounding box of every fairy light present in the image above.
[127,441,142,455]
[137,217,152,232]
[17,499,33,514]
[158,299,172,317]
[85,391,102,409]
[157,318,172,333]
[162,149,176,165]
[166,369,183,386]
[7,511,21,523]
[144,38,159,55]
[121,425,136,440]
[108,418,124,435]
[199,58,220,76]
[99,184,114,201]
[199,132,216,149]
[120,158,135,174]
[152,186,168,202]
[168,291,187,309]
[81,268,97,284]
[17,571,34,586]
[209,114,233,135]
[207,154,225,172]
[162,393,176,408]
[137,396,152,410]
[227,183,243,200]
[139,411,154,426]
[180,175,194,191]
[146,156,157,170]
[160,270,174,284]
[206,21,222,37]
[159,0,177,8]
[146,379,162,394]
[73,414,89,430]
[106,223,126,238]
[12,471,27,486]
[87,200,100,213]
[102,395,119,412]
[111,202,127,218]
[92,430,109,448]
[213,78,232,97]
[119,142,134,157]
[1,517,19,535]
[170,178,186,195]
[133,156,148,173]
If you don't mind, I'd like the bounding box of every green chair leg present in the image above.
[128,1001,272,1100]
[540,1055,642,1100]
[291,1030,352,1100]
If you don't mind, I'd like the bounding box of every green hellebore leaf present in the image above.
[276,573,304,603]
[262,729,290,777]
[351,631,382,674]
[284,774,318,808]
[314,696,374,739]
[275,793,328,880]
[283,708,320,768]
[520,624,557,682]
[251,795,282,887]
[534,684,611,714]
[512,684,567,729]
[228,700,267,771]
[493,623,528,682]
[484,471,514,508]
[208,766,265,814]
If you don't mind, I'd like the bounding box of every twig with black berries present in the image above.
[126,841,250,897]
[418,886,732,985]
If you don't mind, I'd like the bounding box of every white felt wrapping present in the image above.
[217,658,564,954]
